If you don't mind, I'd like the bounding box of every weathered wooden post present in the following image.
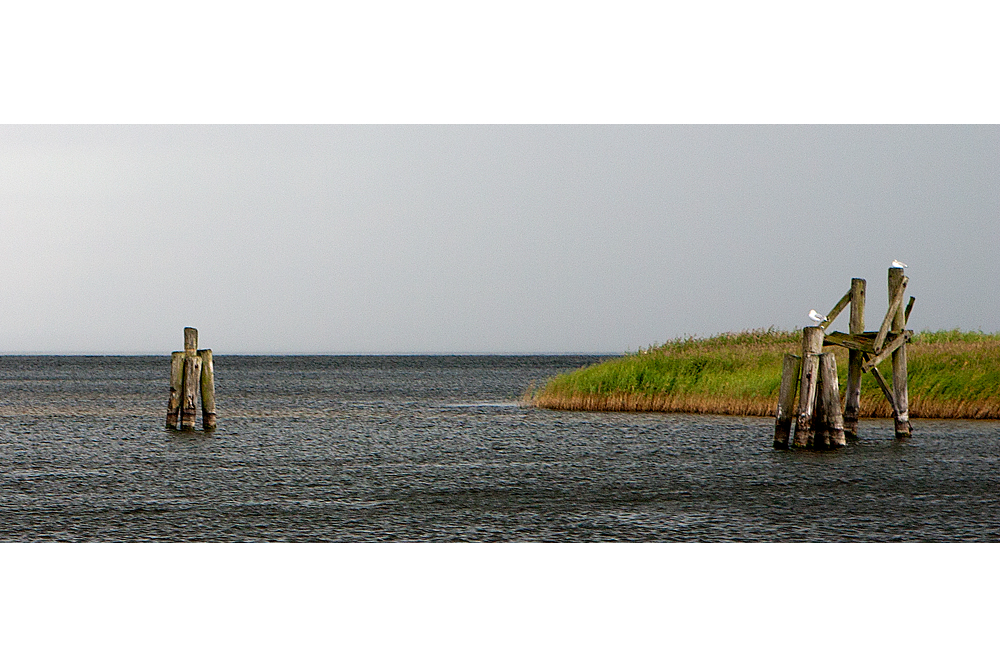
[889,267,912,437]
[774,354,801,448]
[793,326,825,447]
[184,327,197,355]
[181,355,202,430]
[181,328,200,430]
[812,354,829,448]
[817,352,847,447]
[166,351,184,429]
[843,278,865,437]
[199,348,216,429]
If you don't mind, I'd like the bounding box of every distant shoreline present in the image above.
[528,329,1000,420]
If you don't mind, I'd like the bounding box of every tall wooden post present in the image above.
[774,354,801,448]
[843,278,865,437]
[793,326,825,447]
[180,327,200,431]
[199,349,216,429]
[889,268,912,437]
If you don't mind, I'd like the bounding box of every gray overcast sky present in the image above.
[2,125,998,354]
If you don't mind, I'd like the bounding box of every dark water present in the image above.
[1,355,998,542]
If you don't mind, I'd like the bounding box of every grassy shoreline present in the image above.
[528,329,1000,419]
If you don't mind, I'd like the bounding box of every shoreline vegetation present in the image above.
[527,329,1000,420]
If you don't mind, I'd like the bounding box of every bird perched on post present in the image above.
[808,309,828,324]
[891,259,907,268]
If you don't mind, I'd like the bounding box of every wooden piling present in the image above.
[818,353,847,447]
[812,355,830,448]
[181,354,202,430]
[184,327,198,354]
[793,326,825,447]
[199,349,216,429]
[773,354,801,448]
[843,278,864,437]
[166,351,184,429]
[889,267,912,437]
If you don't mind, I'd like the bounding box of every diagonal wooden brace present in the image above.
[873,276,908,353]
[862,330,912,374]
[820,289,853,330]
[862,352,900,416]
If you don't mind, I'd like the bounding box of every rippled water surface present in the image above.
[1,356,998,541]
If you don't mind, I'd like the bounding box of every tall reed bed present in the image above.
[529,329,1000,419]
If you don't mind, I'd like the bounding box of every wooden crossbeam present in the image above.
[825,330,912,359]
[823,331,877,354]
[873,275,908,353]
[904,296,915,326]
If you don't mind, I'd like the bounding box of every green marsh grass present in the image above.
[530,328,1000,419]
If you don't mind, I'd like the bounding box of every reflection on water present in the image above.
[0,356,998,541]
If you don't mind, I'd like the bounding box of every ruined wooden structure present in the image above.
[774,266,913,449]
[166,327,216,431]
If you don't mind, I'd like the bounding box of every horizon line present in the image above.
[0,351,624,357]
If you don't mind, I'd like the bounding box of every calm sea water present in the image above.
[1,355,998,542]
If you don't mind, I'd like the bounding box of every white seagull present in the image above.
[808,309,828,324]
[891,259,907,268]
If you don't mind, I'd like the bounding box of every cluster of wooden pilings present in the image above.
[166,327,216,431]
[774,267,913,449]
[774,327,847,448]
